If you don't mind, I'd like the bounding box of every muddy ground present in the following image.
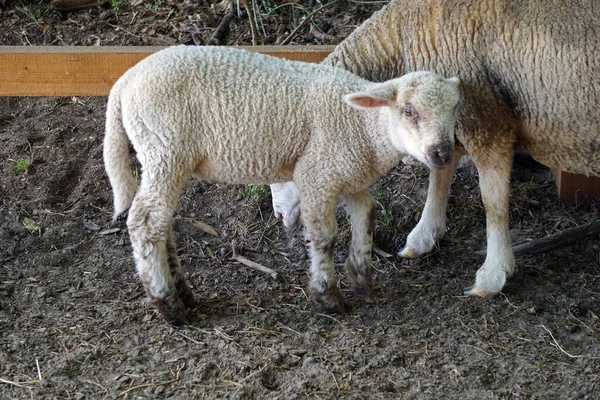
[1,1,599,399]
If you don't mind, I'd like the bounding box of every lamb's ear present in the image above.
[445,77,460,87]
[344,86,396,110]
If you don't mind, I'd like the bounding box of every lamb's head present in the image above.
[345,71,460,170]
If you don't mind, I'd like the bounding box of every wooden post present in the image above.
[553,169,600,203]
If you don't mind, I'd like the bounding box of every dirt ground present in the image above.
[1,1,599,399]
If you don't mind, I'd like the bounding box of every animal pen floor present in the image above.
[0,1,599,398]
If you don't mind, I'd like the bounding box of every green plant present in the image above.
[241,184,268,203]
[131,164,140,182]
[375,190,394,227]
[111,0,127,12]
[11,157,30,174]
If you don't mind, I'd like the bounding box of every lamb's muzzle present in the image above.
[425,141,454,170]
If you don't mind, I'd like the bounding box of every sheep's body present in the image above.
[271,0,600,297]
[104,45,460,324]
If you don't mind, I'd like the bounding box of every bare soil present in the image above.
[1,1,599,398]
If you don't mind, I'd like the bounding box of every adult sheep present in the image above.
[271,0,600,297]
[104,45,460,324]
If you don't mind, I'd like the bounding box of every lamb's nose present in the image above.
[427,144,453,169]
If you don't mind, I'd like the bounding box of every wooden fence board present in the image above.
[0,45,335,96]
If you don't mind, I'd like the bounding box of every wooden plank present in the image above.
[0,45,335,96]
[553,168,600,203]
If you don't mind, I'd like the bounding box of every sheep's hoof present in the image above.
[310,286,348,313]
[398,246,421,259]
[463,285,497,298]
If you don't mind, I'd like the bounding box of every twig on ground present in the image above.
[476,220,600,257]
[51,0,108,11]
[189,219,221,237]
[280,0,339,45]
[0,377,37,388]
[540,325,585,359]
[208,3,237,45]
[117,363,184,397]
[231,242,278,279]
[373,246,393,258]
[177,332,205,346]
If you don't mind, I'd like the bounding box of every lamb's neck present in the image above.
[362,110,404,175]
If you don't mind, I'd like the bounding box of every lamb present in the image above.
[103,45,460,324]
[270,0,600,297]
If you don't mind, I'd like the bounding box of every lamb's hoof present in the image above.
[398,246,421,259]
[351,282,374,302]
[463,285,497,298]
[155,297,187,326]
[178,285,199,309]
[310,286,348,313]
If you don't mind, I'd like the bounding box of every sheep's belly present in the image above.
[518,132,600,177]
[193,157,296,184]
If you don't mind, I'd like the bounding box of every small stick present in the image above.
[231,243,278,280]
[280,0,339,45]
[117,364,184,397]
[36,359,42,381]
[373,246,393,258]
[208,4,237,45]
[540,325,584,359]
[476,220,600,257]
[0,378,37,388]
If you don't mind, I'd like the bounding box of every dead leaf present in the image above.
[99,228,121,235]
[191,220,220,237]
[22,217,40,234]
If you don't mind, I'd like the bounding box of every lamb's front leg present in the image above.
[301,192,347,313]
[465,150,515,296]
[341,190,377,301]
[399,152,462,258]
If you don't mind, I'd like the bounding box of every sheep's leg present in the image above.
[301,193,347,312]
[465,147,515,297]
[399,152,462,258]
[341,190,376,300]
[166,224,198,309]
[127,172,189,325]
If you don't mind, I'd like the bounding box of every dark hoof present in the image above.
[348,267,374,301]
[310,286,348,313]
[351,280,374,301]
[177,284,199,309]
[152,295,187,326]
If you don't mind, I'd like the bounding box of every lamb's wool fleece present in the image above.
[104,45,460,324]
[269,0,599,297]
[106,46,398,219]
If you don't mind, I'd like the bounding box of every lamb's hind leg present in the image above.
[341,190,377,301]
[301,191,347,312]
[127,169,190,325]
[166,224,198,309]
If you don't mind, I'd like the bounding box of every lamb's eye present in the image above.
[404,104,420,122]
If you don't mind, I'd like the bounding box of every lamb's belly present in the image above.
[194,158,296,184]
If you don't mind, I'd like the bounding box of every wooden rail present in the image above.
[0,45,597,202]
[0,45,335,96]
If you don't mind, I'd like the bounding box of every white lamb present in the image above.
[103,45,460,325]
